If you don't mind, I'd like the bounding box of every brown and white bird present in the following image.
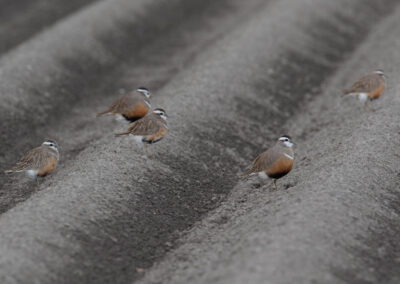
[5,139,60,184]
[341,70,386,111]
[97,87,151,122]
[115,108,168,156]
[243,136,294,190]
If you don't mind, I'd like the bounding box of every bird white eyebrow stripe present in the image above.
[284,153,294,160]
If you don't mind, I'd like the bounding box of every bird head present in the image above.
[137,87,151,98]
[373,69,386,78]
[153,108,168,120]
[42,139,59,152]
[278,135,293,148]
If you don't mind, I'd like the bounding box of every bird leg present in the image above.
[365,101,373,112]
[36,178,40,189]
[271,179,277,191]
[143,144,150,158]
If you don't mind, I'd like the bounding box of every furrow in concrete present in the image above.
[0,0,267,212]
[0,0,98,55]
[136,4,400,283]
[0,0,398,283]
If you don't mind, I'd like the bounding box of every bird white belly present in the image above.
[26,170,38,179]
[357,93,368,103]
[130,135,143,145]
[115,114,130,124]
[258,172,269,180]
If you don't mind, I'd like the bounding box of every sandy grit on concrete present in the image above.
[0,0,398,283]
[137,5,400,283]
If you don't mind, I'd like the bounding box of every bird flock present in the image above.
[4,70,386,190]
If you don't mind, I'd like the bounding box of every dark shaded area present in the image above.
[0,0,98,55]
[0,0,254,214]
[0,0,399,283]
[52,2,399,283]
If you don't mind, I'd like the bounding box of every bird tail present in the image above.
[4,169,18,174]
[115,132,129,137]
[96,109,111,117]
[241,169,255,180]
[341,89,352,96]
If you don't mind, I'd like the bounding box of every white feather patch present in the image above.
[283,141,293,148]
[284,153,294,160]
[115,114,125,121]
[26,170,38,179]
[258,172,269,179]
[358,93,368,103]
[131,135,143,145]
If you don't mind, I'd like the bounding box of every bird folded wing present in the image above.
[348,75,380,93]
[127,116,162,136]
[245,148,280,175]
[8,147,43,172]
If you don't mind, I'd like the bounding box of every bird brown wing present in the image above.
[6,147,45,172]
[244,147,280,176]
[344,74,381,93]
[116,114,165,136]
[108,96,130,113]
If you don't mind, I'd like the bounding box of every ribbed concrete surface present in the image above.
[0,0,399,283]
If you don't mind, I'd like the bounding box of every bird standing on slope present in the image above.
[5,139,60,186]
[341,70,386,111]
[243,136,294,190]
[97,87,151,122]
[115,108,168,157]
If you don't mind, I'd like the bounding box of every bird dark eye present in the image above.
[50,144,54,146]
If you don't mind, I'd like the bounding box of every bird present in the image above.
[5,139,60,186]
[341,70,386,111]
[97,87,151,122]
[115,108,168,156]
[243,135,294,190]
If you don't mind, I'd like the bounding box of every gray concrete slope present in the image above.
[137,4,400,284]
[0,0,97,55]
[0,0,398,283]
[0,0,265,213]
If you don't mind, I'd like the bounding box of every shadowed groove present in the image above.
[0,0,399,283]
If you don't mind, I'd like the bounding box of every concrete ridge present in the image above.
[0,0,398,283]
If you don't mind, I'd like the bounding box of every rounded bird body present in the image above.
[342,70,386,111]
[97,87,151,122]
[115,108,168,156]
[244,136,294,190]
[5,139,60,180]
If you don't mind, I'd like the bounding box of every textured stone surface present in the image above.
[0,0,399,283]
